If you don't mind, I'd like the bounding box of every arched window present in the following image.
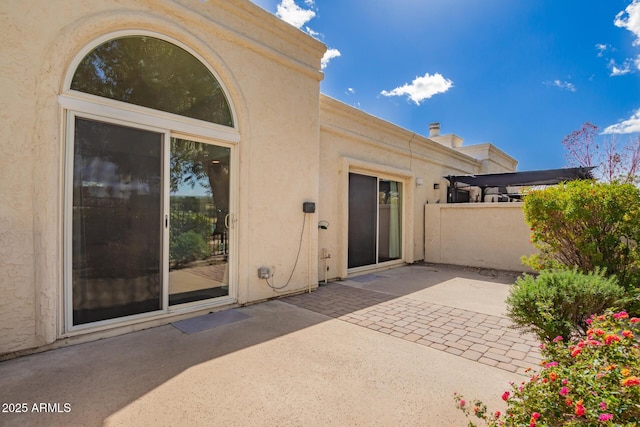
[63,34,237,331]
[70,36,233,126]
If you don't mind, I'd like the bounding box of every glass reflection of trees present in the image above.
[170,139,230,268]
[72,36,233,126]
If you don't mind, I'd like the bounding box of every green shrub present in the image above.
[170,210,211,241]
[523,180,640,291]
[454,311,640,426]
[506,269,626,342]
[170,230,208,267]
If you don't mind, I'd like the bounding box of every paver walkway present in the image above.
[283,282,542,374]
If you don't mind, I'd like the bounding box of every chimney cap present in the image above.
[429,122,441,137]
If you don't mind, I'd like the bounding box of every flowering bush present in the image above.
[454,311,640,426]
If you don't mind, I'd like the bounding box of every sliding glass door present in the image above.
[348,173,403,269]
[71,118,163,325]
[68,118,234,328]
[169,138,230,305]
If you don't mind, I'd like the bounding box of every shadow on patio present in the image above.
[0,263,539,427]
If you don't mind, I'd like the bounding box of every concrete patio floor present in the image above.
[0,264,542,427]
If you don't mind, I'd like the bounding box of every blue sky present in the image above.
[249,0,640,171]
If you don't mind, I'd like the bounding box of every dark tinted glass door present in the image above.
[72,117,163,325]
[348,173,377,268]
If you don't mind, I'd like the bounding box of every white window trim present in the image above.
[58,93,240,143]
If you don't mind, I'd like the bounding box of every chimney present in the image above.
[429,122,440,137]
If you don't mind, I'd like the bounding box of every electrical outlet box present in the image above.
[258,267,271,279]
[302,202,316,213]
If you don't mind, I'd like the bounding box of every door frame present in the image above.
[165,132,238,314]
[338,157,415,278]
[62,110,239,335]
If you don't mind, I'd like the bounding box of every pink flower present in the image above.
[586,318,593,325]
[562,378,568,385]
[599,413,613,422]
[531,412,540,420]
[559,387,569,396]
[544,361,558,368]
[494,410,501,418]
[502,391,510,401]
[552,335,564,342]
[459,399,466,408]
[599,402,607,411]
[571,348,582,357]
[631,317,640,323]
[604,334,621,345]
[613,311,629,319]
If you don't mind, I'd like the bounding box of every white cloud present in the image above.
[305,26,320,38]
[544,80,576,92]
[380,73,453,105]
[275,1,341,70]
[609,58,632,76]
[276,0,315,29]
[595,43,609,57]
[614,0,640,45]
[321,48,341,69]
[602,109,640,134]
[346,88,355,94]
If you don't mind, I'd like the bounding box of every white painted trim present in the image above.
[162,133,171,312]
[58,94,240,143]
[62,111,75,334]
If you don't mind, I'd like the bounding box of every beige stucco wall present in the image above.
[456,144,518,174]
[0,0,522,356]
[317,96,517,280]
[0,0,325,355]
[424,204,537,272]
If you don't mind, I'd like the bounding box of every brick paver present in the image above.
[284,282,542,374]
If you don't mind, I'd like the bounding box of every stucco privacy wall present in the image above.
[317,96,517,280]
[424,204,537,272]
[0,0,325,355]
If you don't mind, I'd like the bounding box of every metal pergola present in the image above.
[445,167,595,203]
